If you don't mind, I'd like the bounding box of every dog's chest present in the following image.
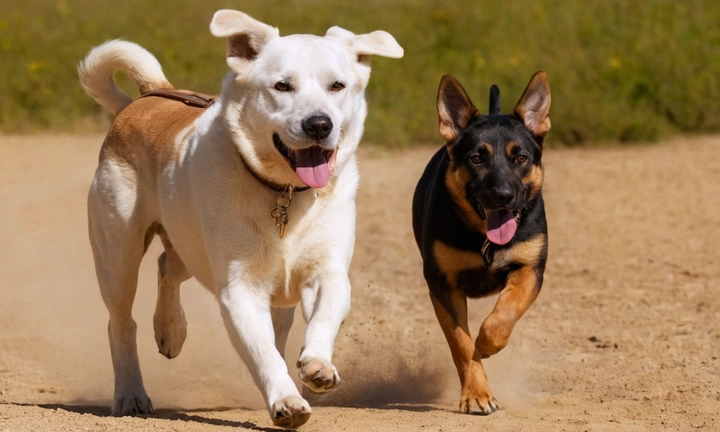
[255,230,334,307]
[431,239,507,298]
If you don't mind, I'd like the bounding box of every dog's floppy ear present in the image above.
[210,10,279,73]
[512,70,551,140]
[437,75,480,143]
[325,26,404,66]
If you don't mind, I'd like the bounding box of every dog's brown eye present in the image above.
[470,154,483,164]
[330,81,345,91]
[516,155,528,164]
[274,81,292,92]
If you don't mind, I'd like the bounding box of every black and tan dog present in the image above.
[412,71,551,414]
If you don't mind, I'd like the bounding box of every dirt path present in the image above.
[1,134,718,431]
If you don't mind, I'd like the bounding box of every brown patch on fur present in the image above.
[484,143,494,158]
[433,240,486,289]
[476,266,539,357]
[491,234,546,271]
[505,141,518,157]
[229,33,259,61]
[444,160,488,234]
[99,94,208,175]
[522,165,544,200]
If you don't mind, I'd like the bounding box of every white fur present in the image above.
[78,40,172,114]
[79,9,402,428]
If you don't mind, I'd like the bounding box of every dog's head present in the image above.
[209,10,403,189]
[437,71,551,245]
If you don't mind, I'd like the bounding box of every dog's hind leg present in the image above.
[153,227,190,359]
[429,288,498,415]
[88,164,153,416]
[271,306,295,359]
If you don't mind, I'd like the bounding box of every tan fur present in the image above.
[491,233,546,270]
[444,161,488,234]
[476,266,539,356]
[430,291,496,414]
[100,96,206,173]
[433,240,486,289]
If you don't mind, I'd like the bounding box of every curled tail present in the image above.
[78,40,174,115]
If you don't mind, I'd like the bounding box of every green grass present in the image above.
[2,0,719,146]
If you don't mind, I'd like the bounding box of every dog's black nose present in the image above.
[302,115,333,141]
[492,185,514,206]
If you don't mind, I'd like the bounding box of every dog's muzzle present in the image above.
[273,133,337,189]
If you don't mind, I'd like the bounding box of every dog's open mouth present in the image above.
[273,133,336,188]
[484,208,520,246]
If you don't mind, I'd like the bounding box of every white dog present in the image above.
[78,9,402,428]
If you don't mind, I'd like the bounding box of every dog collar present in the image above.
[242,158,310,194]
[137,89,216,108]
[236,147,313,239]
[481,211,522,265]
[481,238,493,265]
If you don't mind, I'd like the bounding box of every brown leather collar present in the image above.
[138,89,216,108]
[238,151,310,193]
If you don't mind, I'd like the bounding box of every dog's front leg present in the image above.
[430,288,498,415]
[297,269,351,393]
[271,306,296,359]
[475,266,540,357]
[217,284,311,429]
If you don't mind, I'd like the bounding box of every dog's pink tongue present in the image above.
[295,146,330,188]
[486,209,517,245]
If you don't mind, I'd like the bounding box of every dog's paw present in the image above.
[459,392,498,416]
[153,309,187,359]
[271,396,311,429]
[475,316,510,358]
[297,357,340,393]
[112,394,154,416]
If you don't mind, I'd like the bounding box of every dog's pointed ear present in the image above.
[512,70,551,140]
[210,10,279,73]
[437,75,480,143]
[325,26,403,65]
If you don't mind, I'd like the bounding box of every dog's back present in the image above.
[79,40,217,181]
[412,146,447,255]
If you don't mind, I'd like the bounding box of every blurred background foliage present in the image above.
[1,0,719,147]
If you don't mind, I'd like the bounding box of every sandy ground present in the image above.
[1,133,719,431]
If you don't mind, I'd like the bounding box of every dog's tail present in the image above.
[78,40,174,115]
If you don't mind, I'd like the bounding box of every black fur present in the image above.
[488,84,500,115]
[413,81,548,322]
